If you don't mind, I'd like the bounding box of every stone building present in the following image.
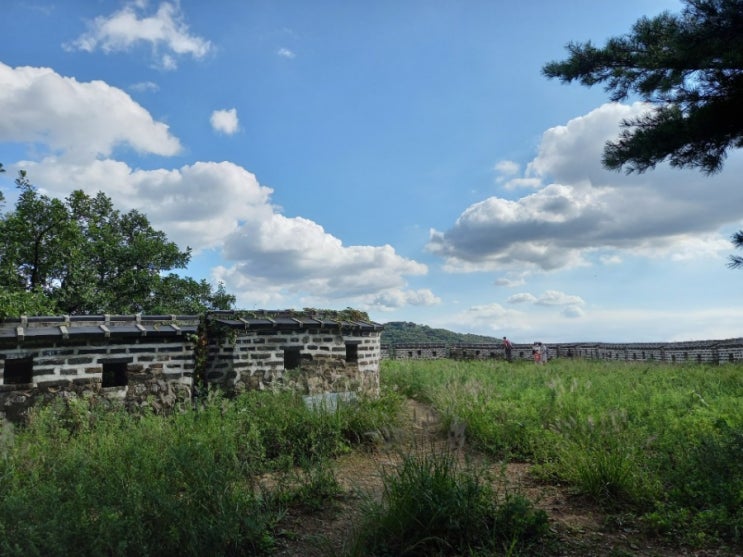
[0,310,385,422]
[0,314,199,421]
[203,311,383,397]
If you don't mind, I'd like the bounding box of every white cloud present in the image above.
[494,160,519,177]
[507,293,537,304]
[494,275,526,287]
[506,290,586,325]
[210,108,239,135]
[502,177,543,190]
[428,102,743,273]
[65,1,212,70]
[366,289,441,311]
[23,155,433,310]
[530,306,743,343]
[0,62,181,161]
[562,305,585,318]
[21,160,273,251]
[277,47,295,59]
[221,214,429,305]
[0,64,432,312]
[438,302,532,337]
[534,290,585,307]
[129,80,160,93]
[437,303,743,344]
[599,254,622,265]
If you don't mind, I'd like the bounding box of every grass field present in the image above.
[383,358,743,547]
[0,358,740,555]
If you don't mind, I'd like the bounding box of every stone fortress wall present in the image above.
[0,314,199,422]
[202,311,383,397]
[2,310,739,422]
[0,311,384,422]
[382,338,743,364]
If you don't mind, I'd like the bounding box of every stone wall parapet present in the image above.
[382,338,743,364]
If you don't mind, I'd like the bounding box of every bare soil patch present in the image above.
[273,399,741,556]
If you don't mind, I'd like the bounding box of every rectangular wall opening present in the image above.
[102,361,129,388]
[3,357,33,385]
[345,343,358,363]
[284,347,301,370]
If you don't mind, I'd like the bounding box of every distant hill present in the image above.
[381,321,501,345]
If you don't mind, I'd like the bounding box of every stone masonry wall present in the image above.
[386,344,446,360]
[384,338,743,364]
[205,329,382,397]
[0,337,195,422]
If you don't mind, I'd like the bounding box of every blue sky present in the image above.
[2,0,742,343]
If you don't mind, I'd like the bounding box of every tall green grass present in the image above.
[383,358,743,546]
[0,388,402,556]
[345,447,550,556]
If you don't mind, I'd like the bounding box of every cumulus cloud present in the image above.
[562,305,585,318]
[600,254,622,265]
[534,290,585,307]
[365,289,441,312]
[507,290,584,308]
[493,161,521,184]
[507,293,537,304]
[64,1,212,69]
[22,156,432,310]
[0,62,181,161]
[493,160,519,177]
[210,108,239,135]
[428,102,743,273]
[22,160,273,251]
[220,214,429,303]
[507,289,585,322]
[1,62,432,312]
[277,47,295,59]
[494,275,526,287]
[129,81,159,93]
[440,302,532,336]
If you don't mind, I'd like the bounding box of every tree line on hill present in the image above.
[381,321,500,346]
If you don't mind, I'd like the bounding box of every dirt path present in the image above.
[273,399,739,557]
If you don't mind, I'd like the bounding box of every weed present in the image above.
[344,447,549,556]
[381,358,743,546]
[0,385,400,556]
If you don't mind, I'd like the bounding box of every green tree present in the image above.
[543,0,743,175]
[543,0,743,269]
[63,189,192,313]
[0,290,57,319]
[0,173,235,316]
[146,275,236,314]
[0,171,80,293]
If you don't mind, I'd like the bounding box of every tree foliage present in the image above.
[728,230,743,269]
[381,321,500,345]
[0,172,235,317]
[543,0,743,175]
